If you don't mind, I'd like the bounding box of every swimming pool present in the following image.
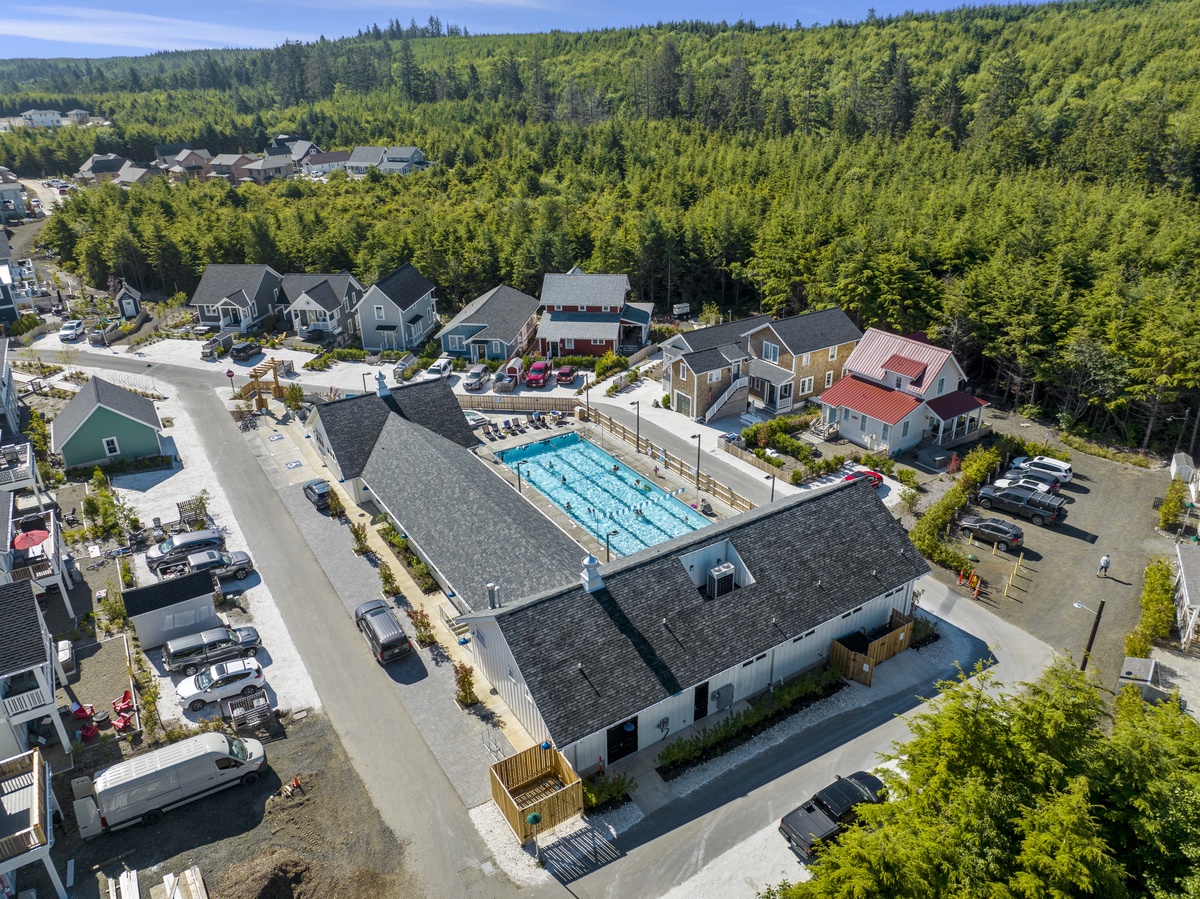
[499,433,711,558]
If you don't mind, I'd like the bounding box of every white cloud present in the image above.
[2,5,316,51]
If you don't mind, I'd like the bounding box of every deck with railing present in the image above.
[0,749,49,865]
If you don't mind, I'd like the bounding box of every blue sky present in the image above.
[2,1,1007,59]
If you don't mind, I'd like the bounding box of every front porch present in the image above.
[290,308,341,340]
[924,391,990,448]
[748,359,795,415]
[0,748,66,899]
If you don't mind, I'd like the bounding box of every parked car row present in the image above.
[964,455,1076,553]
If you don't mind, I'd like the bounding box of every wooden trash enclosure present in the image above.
[830,609,914,687]
[490,744,583,844]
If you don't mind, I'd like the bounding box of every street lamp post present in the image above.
[766,472,776,503]
[584,373,591,418]
[1072,601,1106,672]
[516,462,526,493]
[605,529,618,563]
[630,400,640,453]
[691,433,702,498]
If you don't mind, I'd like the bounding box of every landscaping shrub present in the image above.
[997,433,1071,464]
[1124,626,1153,658]
[406,608,437,646]
[1159,477,1187,531]
[753,448,785,468]
[909,484,969,571]
[378,562,398,596]
[899,487,920,514]
[327,490,345,518]
[119,557,133,589]
[1138,556,1176,641]
[1059,433,1151,467]
[594,350,629,380]
[582,770,637,812]
[454,662,479,706]
[959,445,1002,489]
[896,468,920,490]
[662,394,671,408]
[348,522,370,554]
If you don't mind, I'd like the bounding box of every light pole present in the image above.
[516,461,526,493]
[1073,601,1106,672]
[1169,411,1191,455]
[691,433,702,498]
[226,368,236,399]
[605,529,618,563]
[766,472,776,503]
[630,400,640,453]
[584,372,591,418]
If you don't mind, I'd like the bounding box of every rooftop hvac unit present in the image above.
[707,563,735,599]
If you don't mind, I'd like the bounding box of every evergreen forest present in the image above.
[5,1,1200,450]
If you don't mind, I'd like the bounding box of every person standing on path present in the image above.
[1098,553,1111,577]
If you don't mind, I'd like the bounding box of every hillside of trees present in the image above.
[10,0,1200,450]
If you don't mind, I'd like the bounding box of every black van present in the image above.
[353,600,412,664]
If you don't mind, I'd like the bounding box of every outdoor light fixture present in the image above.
[1072,600,1106,671]
[605,529,619,563]
[630,400,641,453]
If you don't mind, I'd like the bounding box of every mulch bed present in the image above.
[656,681,845,782]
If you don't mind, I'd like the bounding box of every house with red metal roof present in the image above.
[817,328,987,455]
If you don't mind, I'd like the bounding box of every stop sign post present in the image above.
[226,369,236,398]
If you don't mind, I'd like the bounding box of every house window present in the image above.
[882,424,890,440]
[602,306,612,313]
[707,371,722,384]
[202,305,217,317]
[678,362,687,379]
[374,305,385,321]
[859,415,867,432]
[797,377,813,395]
[448,336,464,350]
[937,377,945,395]
[801,353,810,366]
[492,341,503,355]
[828,346,837,361]
[103,437,120,456]
[902,420,910,437]
[780,382,793,399]
[825,370,834,388]
[843,408,850,421]
[564,339,574,350]
[592,339,606,346]
[762,341,780,364]
[895,376,902,388]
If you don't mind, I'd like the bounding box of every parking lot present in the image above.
[944,414,1165,687]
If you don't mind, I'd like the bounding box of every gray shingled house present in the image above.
[438,285,540,362]
[354,263,439,352]
[280,271,364,340]
[461,482,929,772]
[189,264,284,333]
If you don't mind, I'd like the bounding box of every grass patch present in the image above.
[1060,433,1152,467]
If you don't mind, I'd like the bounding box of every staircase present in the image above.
[704,377,750,423]
[811,418,839,441]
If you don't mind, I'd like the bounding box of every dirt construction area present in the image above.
[19,715,416,899]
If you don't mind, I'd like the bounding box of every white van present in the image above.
[71,732,266,838]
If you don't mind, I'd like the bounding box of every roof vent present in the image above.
[581,554,604,594]
[707,563,735,599]
[375,371,390,398]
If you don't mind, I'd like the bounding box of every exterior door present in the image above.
[693,682,710,723]
[606,716,639,764]
[549,341,559,358]
[674,392,691,418]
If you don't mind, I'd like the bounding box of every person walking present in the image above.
[1098,553,1111,577]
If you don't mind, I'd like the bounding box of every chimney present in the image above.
[375,371,390,398]
[580,554,604,594]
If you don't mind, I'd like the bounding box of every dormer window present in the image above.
[895,376,902,388]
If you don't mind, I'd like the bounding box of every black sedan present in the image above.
[959,515,1024,552]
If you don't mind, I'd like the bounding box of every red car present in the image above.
[527,361,552,387]
[844,469,884,488]
[556,365,577,385]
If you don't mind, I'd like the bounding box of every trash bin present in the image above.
[575,405,588,421]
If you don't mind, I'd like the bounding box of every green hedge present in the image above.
[657,666,841,775]
[997,433,1071,464]
[582,770,638,811]
[594,350,629,380]
[1159,477,1187,531]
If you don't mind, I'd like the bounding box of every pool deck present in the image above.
[472,413,737,562]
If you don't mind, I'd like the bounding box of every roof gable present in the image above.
[760,308,862,356]
[191,264,280,309]
[364,263,436,312]
[491,484,928,746]
[439,285,540,344]
[847,329,955,387]
[674,316,771,353]
[817,375,923,425]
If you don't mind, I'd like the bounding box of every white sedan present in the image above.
[994,476,1054,494]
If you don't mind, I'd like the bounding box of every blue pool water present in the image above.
[499,433,711,557]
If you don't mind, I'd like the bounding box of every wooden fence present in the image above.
[718,438,785,477]
[829,610,914,688]
[490,744,583,844]
[457,393,580,415]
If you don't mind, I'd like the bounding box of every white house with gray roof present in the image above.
[536,268,652,358]
[346,146,428,177]
[189,264,284,333]
[354,263,439,352]
[438,284,540,362]
[462,482,928,772]
[281,272,363,339]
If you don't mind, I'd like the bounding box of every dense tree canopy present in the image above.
[12,0,1200,449]
[763,662,1200,899]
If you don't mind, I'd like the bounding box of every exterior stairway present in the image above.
[704,377,750,423]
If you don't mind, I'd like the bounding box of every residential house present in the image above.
[243,153,294,183]
[300,150,350,176]
[189,263,284,333]
[536,268,652,358]
[742,309,862,416]
[0,580,72,760]
[49,377,163,469]
[164,148,213,181]
[19,110,61,128]
[818,328,987,455]
[123,571,218,648]
[660,315,769,420]
[307,376,479,499]
[280,271,363,339]
[113,162,156,187]
[0,490,78,617]
[0,744,66,899]
[153,143,190,167]
[64,108,91,124]
[438,285,540,362]
[113,282,141,318]
[209,153,257,182]
[355,263,439,352]
[462,481,929,772]
[1174,542,1200,651]
[346,146,428,177]
[75,153,132,184]
[0,339,20,436]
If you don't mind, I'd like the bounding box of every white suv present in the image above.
[58,320,84,341]
[175,659,265,712]
[1011,456,1073,483]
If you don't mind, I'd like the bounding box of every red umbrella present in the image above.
[13,530,50,551]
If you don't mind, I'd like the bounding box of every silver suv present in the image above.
[162,626,262,676]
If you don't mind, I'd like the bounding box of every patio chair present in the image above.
[79,722,99,742]
[112,690,133,713]
[70,701,94,720]
[113,711,135,732]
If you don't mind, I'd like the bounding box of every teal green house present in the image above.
[50,377,163,469]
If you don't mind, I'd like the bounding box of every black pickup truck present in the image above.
[976,485,1066,526]
[779,771,886,860]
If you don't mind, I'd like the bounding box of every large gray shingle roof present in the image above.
[370,263,436,312]
[281,273,357,313]
[488,483,929,747]
[123,571,215,618]
[763,308,862,355]
[361,421,584,613]
[541,272,630,308]
[673,315,771,353]
[191,264,278,309]
[315,379,478,480]
[0,580,44,677]
[51,377,161,452]
[536,312,621,342]
[438,285,540,346]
